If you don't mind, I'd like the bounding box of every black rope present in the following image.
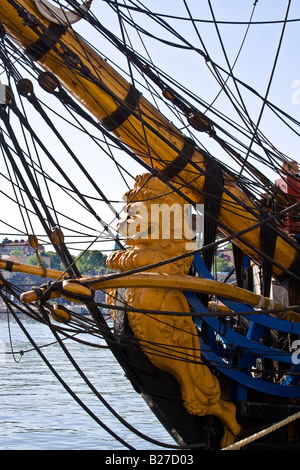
[202,156,224,271]
[238,0,292,177]
[102,0,299,26]
[85,200,300,287]
[260,221,277,297]
[0,107,80,277]
[16,78,124,249]
[34,302,198,450]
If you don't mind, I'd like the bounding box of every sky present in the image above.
[0,0,299,256]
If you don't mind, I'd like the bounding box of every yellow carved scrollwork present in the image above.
[106,173,241,448]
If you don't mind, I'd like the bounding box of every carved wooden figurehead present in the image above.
[106,173,241,448]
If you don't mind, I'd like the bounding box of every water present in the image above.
[0,314,175,450]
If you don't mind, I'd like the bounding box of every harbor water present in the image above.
[0,313,175,450]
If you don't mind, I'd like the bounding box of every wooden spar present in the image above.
[0,0,298,279]
[0,258,67,279]
[19,273,271,305]
[19,272,300,321]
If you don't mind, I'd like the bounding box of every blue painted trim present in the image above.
[199,337,300,398]
[186,253,300,397]
[193,253,300,334]
[186,291,295,364]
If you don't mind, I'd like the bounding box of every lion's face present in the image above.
[117,195,194,247]
[108,172,196,274]
[117,201,154,244]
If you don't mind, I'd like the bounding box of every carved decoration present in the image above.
[34,0,92,25]
[107,173,241,447]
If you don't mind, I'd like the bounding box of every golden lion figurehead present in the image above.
[117,173,195,251]
[106,173,242,448]
[107,173,196,276]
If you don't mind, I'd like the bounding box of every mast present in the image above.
[0,0,298,281]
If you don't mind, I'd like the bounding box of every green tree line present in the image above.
[24,250,109,275]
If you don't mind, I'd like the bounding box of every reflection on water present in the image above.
[0,314,174,450]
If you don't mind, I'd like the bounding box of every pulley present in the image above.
[60,280,94,303]
[17,78,34,97]
[162,87,215,135]
[28,234,47,277]
[50,304,71,324]
[51,226,65,245]
[28,234,39,249]
[162,88,175,101]
[38,72,61,94]
[184,109,216,136]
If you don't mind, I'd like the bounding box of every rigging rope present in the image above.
[11,65,298,282]
[238,0,292,178]
[1,283,211,449]
[2,294,136,450]
[222,410,300,450]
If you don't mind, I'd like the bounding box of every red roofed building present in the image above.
[0,239,45,256]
